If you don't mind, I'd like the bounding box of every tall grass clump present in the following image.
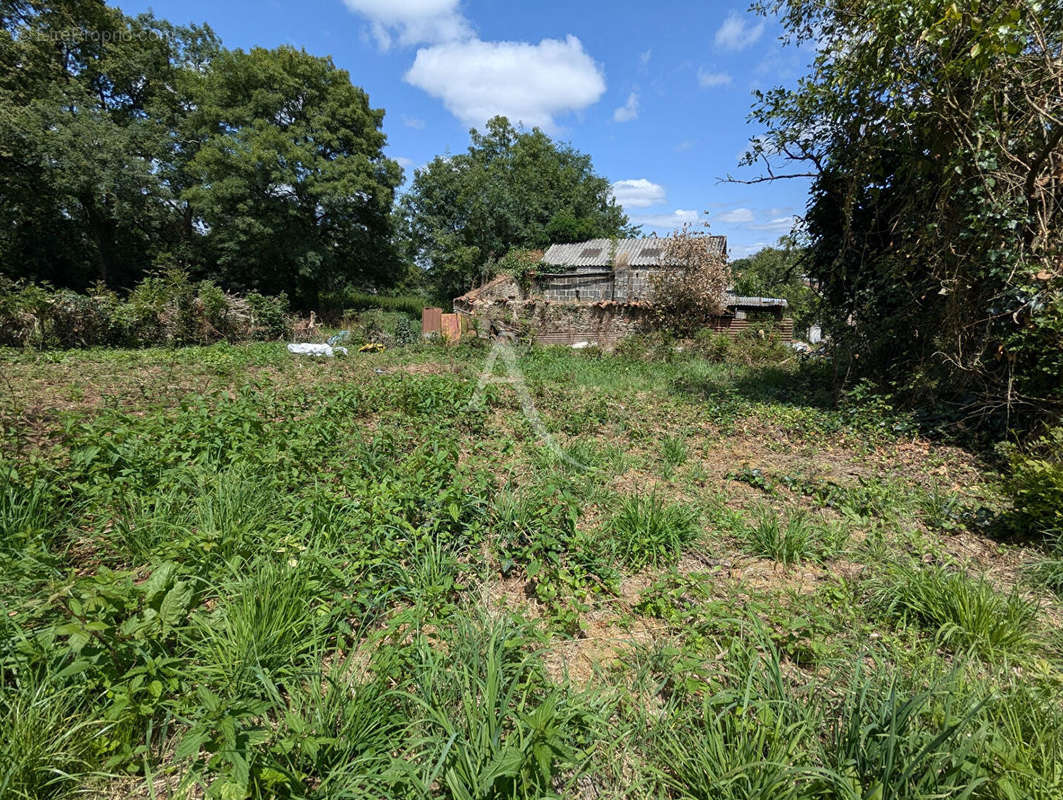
[0,672,97,800]
[661,435,688,469]
[872,565,1039,658]
[606,493,700,570]
[817,668,986,800]
[651,641,815,799]
[190,561,324,695]
[405,612,592,799]
[742,509,817,565]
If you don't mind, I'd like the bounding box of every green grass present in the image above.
[605,492,701,570]
[742,509,818,564]
[872,564,1040,658]
[0,341,1059,798]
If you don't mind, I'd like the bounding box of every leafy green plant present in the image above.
[1006,427,1063,541]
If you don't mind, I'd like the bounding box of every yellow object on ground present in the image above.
[359,342,385,352]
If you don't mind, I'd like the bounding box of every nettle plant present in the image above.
[650,223,732,337]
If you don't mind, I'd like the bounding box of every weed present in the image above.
[0,671,97,800]
[743,509,817,565]
[872,565,1040,658]
[606,493,700,570]
[661,435,688,469]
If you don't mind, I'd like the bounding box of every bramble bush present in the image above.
[0,271,290,349]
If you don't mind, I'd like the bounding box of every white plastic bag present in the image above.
[287,343,348,357]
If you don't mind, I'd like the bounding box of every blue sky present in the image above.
[118,0,814,257]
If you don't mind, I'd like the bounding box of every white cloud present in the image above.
[730,241,772,258]
[610,178,666,208]
[405,35,606,130]
[749,215,798,232]
[401,115,426,129]
[714,11,765,51]
[394,156,415,169]
[632,209,700,229]
[613,91,639,123]
[344,0,472,49]
[639,48,652,66]
[674,139,696,152]
[697,68,732,88]
[716,207,754,224]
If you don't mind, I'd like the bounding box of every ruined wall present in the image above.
[453,272,793,348]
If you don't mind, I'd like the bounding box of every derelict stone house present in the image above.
[536,236,729,302]
[451,237,793,348]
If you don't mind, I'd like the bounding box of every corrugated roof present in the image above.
[725,294,788,309]
[541,236,727,268]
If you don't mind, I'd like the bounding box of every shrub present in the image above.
[649,223,731,336]
[329,288,423,318]
[393,315,418,346]
[0,272,291,348]
[614,331,676,361]
[1006,427,1063,541]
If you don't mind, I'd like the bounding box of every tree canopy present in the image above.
[745,0,1062,431]
[399,116,636,301]
[0,0,401,307]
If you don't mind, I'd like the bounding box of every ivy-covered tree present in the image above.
[399,116,636,301]
[742,0,1062,430]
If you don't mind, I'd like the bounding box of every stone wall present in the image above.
[453,272,793,349]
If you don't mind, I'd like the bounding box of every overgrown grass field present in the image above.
[2,340,1061,799]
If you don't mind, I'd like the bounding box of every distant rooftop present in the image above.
[541,236,727,268]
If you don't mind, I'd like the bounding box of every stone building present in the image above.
[451,237,793,348]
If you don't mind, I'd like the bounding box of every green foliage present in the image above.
[407,614,591,799]
[1,337,1061,799]
[0,271,289,348]
[819,668,986,800]
[1005,427,1063,540]
[605,493,700,570]
[872,565,1040,658]
[730,236,817,335]
[747,0,1063,430]
[0,3,402,307]
[742,509,817,565]
[652,643,813,799]
[0,670,96,800]
[691,327,790,366]
[329,289,424,318]
[399,116,635,300]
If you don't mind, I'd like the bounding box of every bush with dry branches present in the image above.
[649,224,732,336]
